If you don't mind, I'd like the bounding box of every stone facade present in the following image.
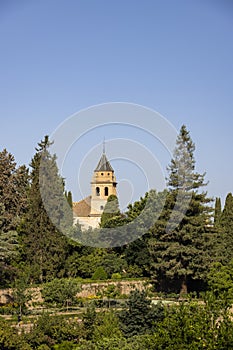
[73,151,117,230]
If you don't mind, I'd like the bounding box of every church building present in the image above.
[73,148,117,230]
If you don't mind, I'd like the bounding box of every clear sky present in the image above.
[0,0,233,208]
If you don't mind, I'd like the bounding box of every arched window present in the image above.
[96,187,100,196]
[100,205,104,210]
[104,187,108,196]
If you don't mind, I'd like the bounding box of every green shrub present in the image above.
[53,341,75,349]
[91,267,107,280]
[42,278,80,307]
[111,273,121,279]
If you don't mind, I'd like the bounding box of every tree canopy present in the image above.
[149,125,213,294]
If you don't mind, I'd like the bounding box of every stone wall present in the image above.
[76,280,149,298]
[0,280,149,305]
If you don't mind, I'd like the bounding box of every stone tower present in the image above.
[90,149,117,217]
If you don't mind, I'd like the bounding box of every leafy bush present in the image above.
[207,260,233,303]
[0,319,31,349]
[24,313,83,348]
[41,278,80,307]
[111,273,121,279]
[93,311,122,341]
[91,267,107,280]
[53,341,75,350]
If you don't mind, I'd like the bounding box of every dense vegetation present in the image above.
[0,125,233,348]
[1,290,233,349]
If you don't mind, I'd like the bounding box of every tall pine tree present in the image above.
[20,136,71,283]
[149,125,213,294]
[0,149,29,285]
[0,149,28,233]
[0,203,18,261]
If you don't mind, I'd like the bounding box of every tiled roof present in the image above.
[73,196,91,217]
[95,153,113,172]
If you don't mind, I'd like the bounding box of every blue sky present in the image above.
[0,0,233,207]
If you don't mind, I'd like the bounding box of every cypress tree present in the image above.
[219,193,233,262]
[214,197,222,226]
[149,125,213,294]
[65,191,73,209]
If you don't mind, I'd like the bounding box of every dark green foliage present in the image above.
[11,270,33,315]
[99,284,121,300]
[64,245,107,279]
[111,272,121,279]
[0,203,18,267]
[214,197,222,226]
[92,266,108,280]
[126,192,149,221]
[0,227,18,261]
[0,321,31,349]
[80,294,233,350]
[149,125,213,294]
[92,310,123,341]
[82,304,97,340]
[100,195,121,228]
[207,260,233,304]
[39,137,73,232]
[219,193,233,262]
[118,289,164,337]
[100,214,126,229]
[20,136,70,283]
[100,253,127,278]
[1,123,233,348]
[150,293,233,349]
[64,240,127,279]
[65,191,73,209]
[210,194,233,304]
[1,293,233,349]
[123,236,151,277]
[24,313,82,348]
[0,149,29,233]
[119,192,153,277]
[75,336,147,349]
[85,189,165,248]
[54,341,76,350]
[111,190,166,278]
[66,222,83,243]
[100,189,165,248]
[41,278,80,307]
[0,150,29,286]
[64,250,90,278]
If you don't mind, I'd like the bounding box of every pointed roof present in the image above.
[95,153,114,172]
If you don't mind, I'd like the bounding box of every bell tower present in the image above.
[90,144,117,217]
